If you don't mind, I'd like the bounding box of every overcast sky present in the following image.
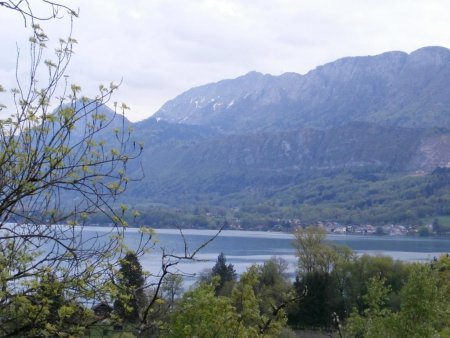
[1,0,450,121]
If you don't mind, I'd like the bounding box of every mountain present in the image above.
[78,47,450,227]
[62,99,133,143]
[153,46,450,132]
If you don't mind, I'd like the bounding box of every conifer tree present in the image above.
[114,252,146,323]
[212,252,236,295]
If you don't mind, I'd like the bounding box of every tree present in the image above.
[137,227,223,336]
[432,254,450,336]
[289,271,339,329]
[345,276,393,338]
[0,244,91,337]
[166,266,290,338]
[257,257,290,301]
[394,264,445,337]
[418,225,431,237]
[114,252,146,323]
[232,265,289,337]
[345,264,447,338]
[256,257,293,322]
[211,252,236,295]
[291,227,354,330]
[0,1,78,35]
[161,273,183,308]
[0,4,226,336]
[0,4,147,336]
[340,254,411,313]
[164,279,241,338]
[293,226,337,274]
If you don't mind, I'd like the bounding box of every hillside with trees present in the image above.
[102,48,450,229]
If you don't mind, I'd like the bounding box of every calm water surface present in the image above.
[84,227,450,283]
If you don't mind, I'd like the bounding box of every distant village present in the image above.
[95,209,448,236]
[225,218,442,236]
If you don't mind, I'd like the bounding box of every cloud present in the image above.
[1,0,450,121]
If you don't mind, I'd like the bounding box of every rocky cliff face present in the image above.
[140,123,446,178]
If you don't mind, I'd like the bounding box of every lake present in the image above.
[85,227,450,285]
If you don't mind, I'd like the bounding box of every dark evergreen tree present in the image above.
[114,252,146,323]
[211,253,236,295]
[288,271,339,329]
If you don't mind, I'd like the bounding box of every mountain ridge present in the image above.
[152,46,450,132]
[75,47,450,226]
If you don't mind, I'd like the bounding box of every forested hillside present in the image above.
[62,48,450,228]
